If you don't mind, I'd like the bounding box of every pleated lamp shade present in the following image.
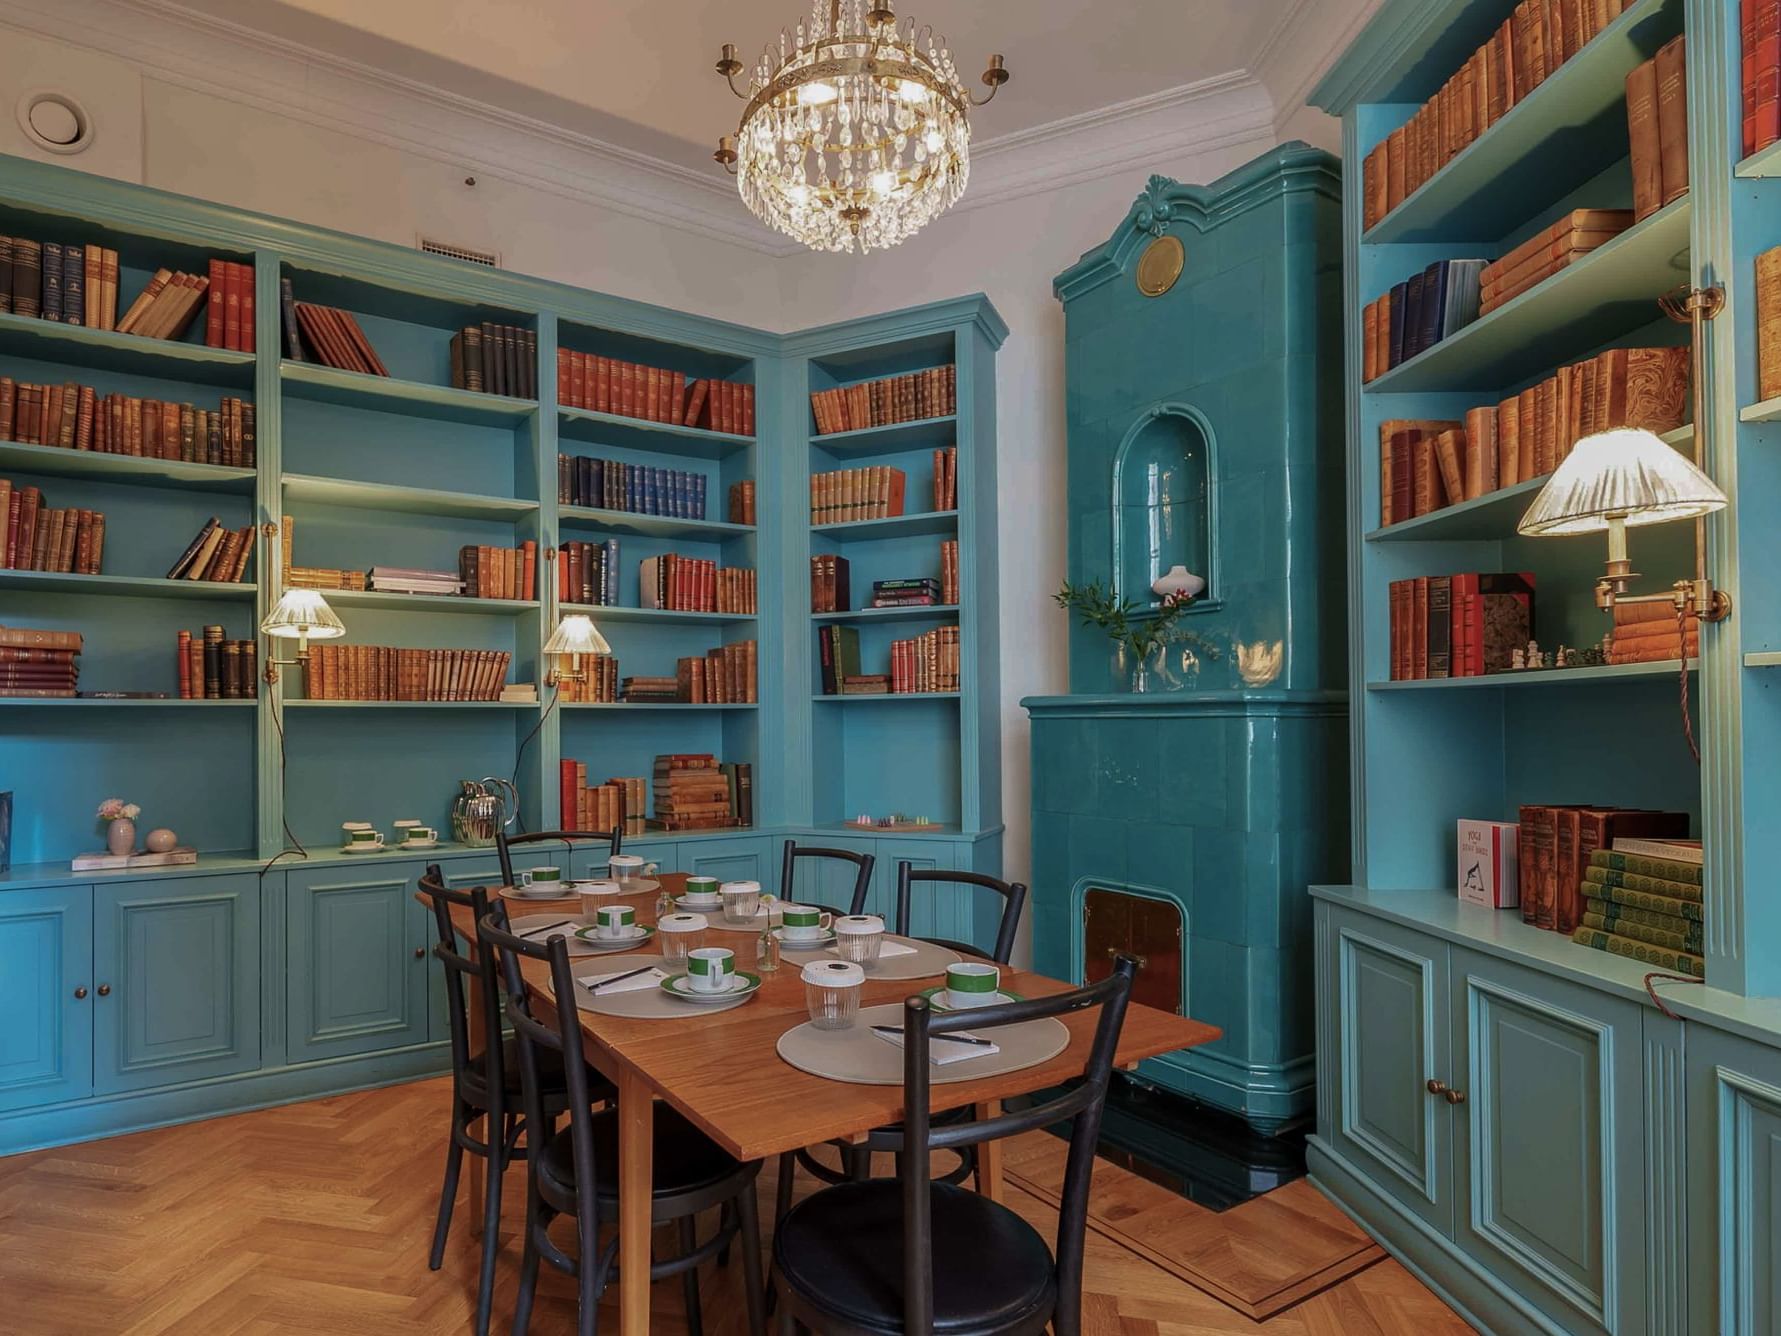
[260,589,346,640]
[1517,428,1727,537]
[544,613,611,657]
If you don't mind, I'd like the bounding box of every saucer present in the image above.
[917,984,1025,1012]
[676,896,723,912]
[660,971,761,1004]
[400,840,439,851]
[340,843,392,854]
[571,924,656,951]
[773,927,837,948]
[499,883,573,901]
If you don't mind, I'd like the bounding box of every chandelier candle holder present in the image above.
[713,0,1008,253]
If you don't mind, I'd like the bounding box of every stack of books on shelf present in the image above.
[932,446,957,509]
[1516,808,1690,938]
[1361,258,1484,379]
[1743,6,1781,157]
[1627,37,1690,222]
[811,554,851,613]
[290,301,389,376]
[1478,209,1631,316]
[651,753,748,831]
[0,480,104,573]
[303,644,513,700]
[558,761,647,836]
[202,261,256,352]
[1,378,255,465]
[449,323,537,397]
[1359,0,1636,230]
[1607,601,1698,664]
[458,543,537,600]
[621,674,679,704]
[0,625,80,698]
[1754,245,1781,400]
[681,641,757,702]
[557,455,709,519]
[176,626,257,699]
[1389,572,1534,680]
[0,237,118,328]
[280,516,365,591]
[1377,346,1688,525]
[728,481,755,526]
[556,351,755,435]
[1572,840,1705,978]
[810,366,955,433]
[559,538,619,607]
[941,539,959,606]
[811,466,906,523]
[890,626,960,693]
[871,577,945,609]
[559,654,618,703]
[167,518,254,583]
[639,555,756,614]
[368,566,461,597]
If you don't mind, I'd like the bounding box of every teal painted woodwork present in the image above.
[0,887,93,1112]
[92,875,261,1092]
[682,837,766,886]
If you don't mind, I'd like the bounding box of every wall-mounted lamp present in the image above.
[543,613,610,687]
[260,588,345,685]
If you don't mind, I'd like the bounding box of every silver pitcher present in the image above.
[452,776,517,848]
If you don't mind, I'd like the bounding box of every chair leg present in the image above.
[577,1215,600,1336]
[737,1180,766,1335]
[473,1135,503,1336]
[849,1146,871,1182]
[512,1190,542,1336]
[678,1214,704,1336]
[429,1105,466,1270]
[775,1151,796,1224]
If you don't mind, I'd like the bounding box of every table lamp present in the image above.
[260,588,346,684]
[544,612,610,687]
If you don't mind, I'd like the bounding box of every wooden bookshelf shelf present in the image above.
[1367,660,1690,691]
[560,701,758,711]
[812,691,961,703]
[1365,196,1691,394]
[558,506,754,541]
[1739,394,1781,423]
[0,311,257,388]
[810,414,958,454]
[1736,140,1781,179]
[0,440,257,495]
[564,603,755,625]
[323,588,540,615]
[0,569,256,600]
[1745,651,1781,668]
[282,473,538,521]
[0,697,257,707]
[281,360,537,427]
[280,699,538,710]
[1361,0,1675,246]
[557,406,753,460]
[812,510,959,541]
[812,604,960,623]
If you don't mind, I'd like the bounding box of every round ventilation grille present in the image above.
[17,91,94,155]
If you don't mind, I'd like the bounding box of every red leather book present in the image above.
[206,259,225,347]
[1759,0,1781,151]
[238,262,255,353]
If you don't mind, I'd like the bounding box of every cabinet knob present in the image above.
[1443,1088,1466,1106]
[73,986,88,1000]
[1104,946,1149,969]
[415,946,427,959]
[1425,1078,1448,1096]
[96,984,111,997]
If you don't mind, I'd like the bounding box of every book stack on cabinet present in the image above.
[559,761,646,836]
[1571,839,1704,974]
[0,625,80,698]
[651,753,748,831]
[810,366,954,432]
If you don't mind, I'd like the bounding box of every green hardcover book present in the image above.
[1570,926,1705,978]
[1582,865,1704,903]
[1582,894,1702,939]
[832,626,862,685]
[1590,848,1702,885]
[1587,881,1704,922]
[1579,910,1701,955]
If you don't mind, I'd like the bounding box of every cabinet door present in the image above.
[1687,1025,1781,1335]
[287,862,431,1062]
[1321,909,1453,1238]
[873,839,955,932]
[683,837,766,885]
[0,887,93,1111]
[93,875,261,1093]
[780,836,877,910]
[1450,948,1644,1335]
[427,858,505,1045]
[571,841,679,881]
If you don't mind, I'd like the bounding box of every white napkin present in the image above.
[871,1027,1000,1065]
[578,966,666,995]
[827,938,918,960]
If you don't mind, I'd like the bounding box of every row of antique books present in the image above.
[167,518,255,583]
[449,324,537,399]
[556,351,756,435]
[890,626,960,693]
[1480,209,1631,317]
[559,538,620,608]
[175,626,258,699]
[1627,39,1691,222]
[932,447,958,510]
[1377,345,1689,527]
[557,455,709,519]
[288,298,389,376]
[0,480,104,574]
[605,641,757,704]
[1743,0,1781,157]
[728,481,756,526]
[558,654,618,703]
[811,466,906,524]
[652,754,752,831]
[639,555,756,614]
[1359,0,1638,230]
[1388,572,1535,680]
[303,644,513,701]
[1360,258,1483,378]
[810,366,955,435]
[940,539,959,606]
[0,625,82,698]
[0,237,120,328]
[0,378,255,466]
[459,543,538,601]
[1606,600,1698,664]
[559,763,648,837]
[279,516,365,592]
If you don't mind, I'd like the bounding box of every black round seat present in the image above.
[774,1180,1056,1335]
[536,1102,752,1210]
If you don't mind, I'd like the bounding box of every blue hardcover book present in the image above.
[693,473,706,519]
[626,464,639,514]
[604,539,619,605]
[62,245,84,326]
[1417,261,1448,355]
[645,467,659,516]
[678,470,691,519]
[41,242,63,322]
[1441,259,1486,337]
[1388,280,1409,369]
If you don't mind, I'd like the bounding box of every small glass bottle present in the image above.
[756,922,781,974]
[654,885,675,923]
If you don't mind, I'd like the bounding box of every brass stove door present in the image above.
[1082,887,1183,1015]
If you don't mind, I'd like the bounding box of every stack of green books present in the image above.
[1569,845,1704,978]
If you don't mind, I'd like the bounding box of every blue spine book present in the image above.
[626,464,638,513]
[604,539,619,605]
[41,242,64,322]
[63,245,84,326]
[645,467,658,516]
[1388,280,1409,369]
[1417,260,1449,356]
[695,474,707,519]
[677,469,690,519]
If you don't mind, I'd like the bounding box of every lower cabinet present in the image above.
[1687,1025,1781,1334]
[0,886,93,1111]
[683,837,765,884]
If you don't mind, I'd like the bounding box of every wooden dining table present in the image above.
[430,871,1221,1335]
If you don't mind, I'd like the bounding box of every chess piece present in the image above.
[1511,648,1526,670]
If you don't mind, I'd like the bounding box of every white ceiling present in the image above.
[160,0,1323,169]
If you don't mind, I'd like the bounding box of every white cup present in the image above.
[686,946,737,993]
[517,866,564,891]
[594,904,636,939]
[720,880,762,924]
[401,825,437,844]
[657,912,708,962]
[343,825,383,848]
[779,903,831,940]
[833,914,886,964]
[945,961,1001,1009]
[803,959,865,1030]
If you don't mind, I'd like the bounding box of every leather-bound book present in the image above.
[12,239,42,319]
[1758,0,1781,153]
[1626,57,1663,220]
[1655,36,1689,205]
[1758,246,1781,401]
[1463,406,1498,499]
[1433,428,1466,508]
[1496,396,1521,487]
[1624,346,1689,433]
[1385,126,1407,209]
[207,258,226,347]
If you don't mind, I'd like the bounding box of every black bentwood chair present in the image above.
[478,910,766,1336]
[419,869,613,1336]
[496,826,622,888]
[779,840,875,918]
[771,957,1139,1335]
[895,864,1028,969]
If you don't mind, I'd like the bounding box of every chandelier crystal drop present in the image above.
[713,0,1008,254]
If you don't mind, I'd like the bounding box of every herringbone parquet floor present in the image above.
[0,1077,1475,1334]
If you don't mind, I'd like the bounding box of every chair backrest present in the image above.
[780,839,875,917]
[418,865,502,1100]
[896,956,1137,1334]
[496,827,622,888]
[894,863,1027,965]
[477,908,606,1212]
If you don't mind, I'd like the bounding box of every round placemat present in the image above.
[821,936,960,981]
[567,954,755,1019]
[775,1002,1069,1086]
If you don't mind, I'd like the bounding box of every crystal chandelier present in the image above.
[713,0,1008,254]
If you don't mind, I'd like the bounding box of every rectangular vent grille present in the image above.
[418,237,500,268]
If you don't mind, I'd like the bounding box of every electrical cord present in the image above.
[259,683,309,882]
[508,681,561,836]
